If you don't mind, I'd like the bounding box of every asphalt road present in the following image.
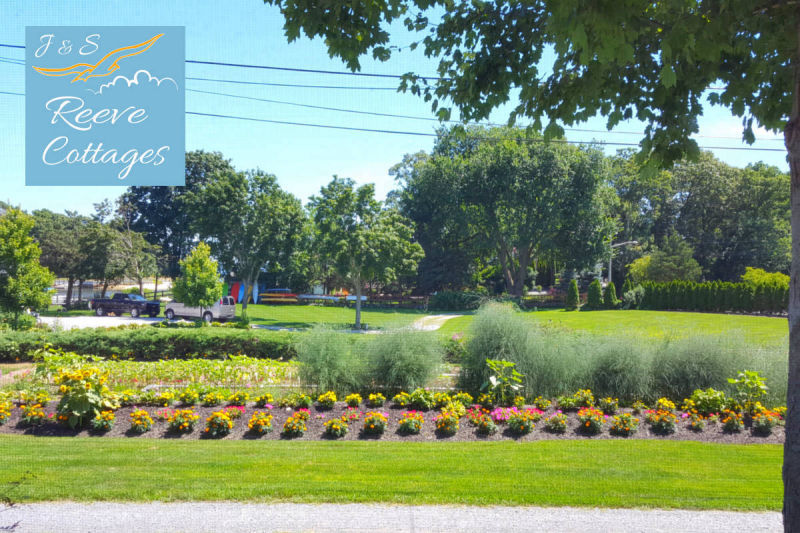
[0,503,782,533]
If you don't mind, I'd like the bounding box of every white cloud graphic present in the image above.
[88,69,179,96]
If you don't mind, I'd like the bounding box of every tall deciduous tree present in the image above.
[264,1,799,524]
[309,177,424,329]
[186,170,305,313]
[0,208,55,328]
[31,210,90,306]
[120,151,235,277]
[172,242,223,320]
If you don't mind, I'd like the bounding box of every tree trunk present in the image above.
[242,276,255,312]
[101,281,109,298]
[784,22,800,529]
[65,277,74,307]
[138,277,144,297]
[354,277,362,329]
[154,274,159,299]
[77,279,83,303]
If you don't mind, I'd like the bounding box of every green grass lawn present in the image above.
[0,436,780,510]
[239,304,424,330]
[438,309,788,348]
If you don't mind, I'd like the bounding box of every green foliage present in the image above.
[629,235,702,283]
[0,327,297,362]
[296,327,366,394]
[640,280,787,314]
[483,359,523,407]
[565,280,580,311]
[603,282,619,309]
[741,267,789,289]
[728,370,769,413]
[428,291,484,311]
[689,388,728,416]
[585,280,603,310]
[171,243,223,314]
[364,329,443,392]
[0,208,55,328]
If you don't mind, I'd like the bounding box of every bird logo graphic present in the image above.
[32,33,163,83]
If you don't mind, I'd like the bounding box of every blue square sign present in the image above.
[25,27,185,186]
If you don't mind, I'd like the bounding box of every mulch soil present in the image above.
[0,401,785,444]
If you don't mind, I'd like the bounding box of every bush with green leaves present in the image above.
[585,279,603,309]
[565,280,580,311]
[603,282,619,309]
[54,366,119,429]
[409,388,435,411]
[484,359,524,407]
[728,370,768,413]
[689,388,728,416]
[428,291,484,311]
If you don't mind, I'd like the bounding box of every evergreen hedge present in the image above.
[639,281,787,314]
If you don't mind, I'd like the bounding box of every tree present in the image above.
[172,243,223,320]
[266,2,799,523]
[309,177,424,329]
[565,279,580,311]
[629,234,703,283]
[120,151,235,277]
[603,281,619,309]
[31,210,90,306]
[398,126,611,297]
[0,209,55,328]
[585,279,603,310]
[186,170,306,313]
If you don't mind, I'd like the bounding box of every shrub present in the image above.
[91,410,115,432]
[20,403,47,426]
[485,359,524,406]
[409,388,435,411]
[296,327,366,394]
[451,392,473,406]
[557,395,578,411]
[391,392,410,407]
[507,412,535,436]
[227,391,249,406]
[433,410,459,436]
[129,409,153,433]
[323,418,348,438]
[603,282,619,309]
[154,391,175,407]
[721,409,744,432]
[178,389,200,406]
[631,400,648,414]
[316,391,337,410]
[544,412,568,433]
[443,334,467,363]
[167,409,200,433]
[247,411,273,435]
[202,391,226,407]
[689,388,727,416]
[577,407,605,435]
[204,410,234,438]
[475,414,498,436]
[728,370,768,413]
[585,279,603,309]
[586,339,652,402]
[573,389,595,408]
[428,291,484,311]
[253,394,274,408]
[397,411,424,434]
[645,409,677,434]
[752,410,780,436]
[345,393,362,407]
[609,413,639,436]
[367,393,386,408]
[533,396,552,410]
[565,280,580,311]
[597,397,618,414]
[433,392,452,409]
[119,390,138,407]
[0,401,11,425]
[362,412,388,435]
[365,329,443,391]
[622,285,645,310]
[280,393,312,409]
[282,414,307,438]
[655,397,676,413]
[0,327,297,362]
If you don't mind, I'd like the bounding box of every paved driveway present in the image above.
[37,315,165,330]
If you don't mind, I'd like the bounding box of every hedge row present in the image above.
[0,327,297,362]
[639,281,788,314]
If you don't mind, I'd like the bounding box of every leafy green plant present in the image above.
[397,411,424,435]
[178,389,200,406]
[316,391,337,410]
[202,391,226,407]
[433,410,459,436]
[721,409,744,433]
[282,413,306,438]
[391,391,410,407]
[323,418,348,438]
[129,409,153,433]
[451,392,473,406]
[544,412,568,433]
[728,370,768,413]
[603,282,619,309]
[365,329,443,391]
[227,391,249,407]
[345,393,362,407]
[533,396,551,410]
[689,388,727,416]
[565,279,580,311]
[507,411,535,436]
[475,414,498,436]
[167,409,200,433]
[203,410,234,438]
[409,388,434,411]
[645,409,677,435]
[91,410,115,432]
[367,393,386,407]
[609,413,639,436]
[483,359,524,407]
[585,279,603,309]
[20,403,47,426]
[577,407,605,435]
[54,366,118,429]
[598,397,618,414]
[362,412,388,435]
[253,394,274,408]
[247,411,273,435]
[0,400,11,425]
[752,410,780,436]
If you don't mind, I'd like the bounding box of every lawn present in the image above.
[437,309,788,347]
[239,304,425,330]
[0,436,781,510]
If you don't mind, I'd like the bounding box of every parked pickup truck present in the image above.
[164,296,236,322]
[90,293,161,318]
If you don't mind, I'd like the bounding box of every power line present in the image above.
[185,59,440,81]
[187,75,398,91]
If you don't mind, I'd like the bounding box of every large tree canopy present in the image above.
[264,0,797,526]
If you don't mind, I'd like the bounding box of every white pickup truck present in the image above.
[164,296,236,322]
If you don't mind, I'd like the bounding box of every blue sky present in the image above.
[0,0,787,215]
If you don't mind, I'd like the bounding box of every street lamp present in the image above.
[609,240,638,285]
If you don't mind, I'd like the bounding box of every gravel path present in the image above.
[411,314,463,331]
[0,503,781,532]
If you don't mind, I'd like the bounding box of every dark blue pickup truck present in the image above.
[89,293,161,318]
